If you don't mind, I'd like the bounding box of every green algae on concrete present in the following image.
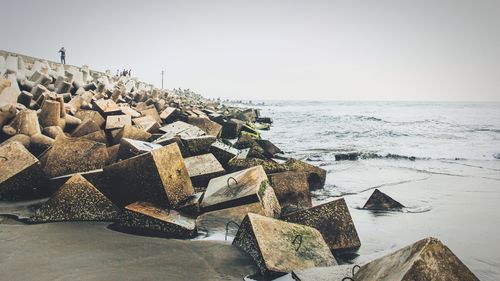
[233,213,337,277]
[282,198,361,252]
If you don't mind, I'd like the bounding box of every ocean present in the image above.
[252,101,500,280]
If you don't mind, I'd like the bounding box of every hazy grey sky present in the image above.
[2,0,499,101]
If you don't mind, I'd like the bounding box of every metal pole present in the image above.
[161,70,164,89]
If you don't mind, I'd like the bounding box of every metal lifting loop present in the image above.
[225,220,240,241]
[227,177,238,188]
[341,278,355,281]
[352,265,361,276]
[0,156,7,161]
[292,234,303,251]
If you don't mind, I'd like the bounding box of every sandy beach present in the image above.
[0,219,257,281]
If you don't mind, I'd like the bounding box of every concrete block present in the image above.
[8,109,41,136]
[74,110,105,128]
[363,189,404,210]
[353,237,479,281]
[38,100,60,128]
[180,135,216,156]
[0,86,20,106]
[105,114,131,130]
[103,143,194,208]
[282,198,361,252]
[31,174,120,222]
[233,213,337,276]
[221,118,244,139]
[158,121,206,139]
[159,106,180,123]
[116,138,162,161]
[92,99,121,117]
[210,140,249,166]
[112,124,151,144]
[80,130,107,144]
[201,165,281,217]
[140,108,161,123]
[268,171,312,209]
[119,105,141,118]
[0,141,47,200]
[71,119,100,137]
[118,201,197,238]
[43,136,109,178]
[184,153,225,188]
[1,133,31,149]
[187,116,222,137]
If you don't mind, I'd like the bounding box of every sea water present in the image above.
[251,100,500,280]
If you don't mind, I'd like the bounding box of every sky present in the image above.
[1,0,499,101]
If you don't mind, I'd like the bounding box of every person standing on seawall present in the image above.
[59,47,66,64]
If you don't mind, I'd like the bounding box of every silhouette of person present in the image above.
[59,47,66,64]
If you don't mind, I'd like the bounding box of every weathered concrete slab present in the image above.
[43,136,109,178]
[233,134,266,159]
[139,108,161,123]
[256,139,282,157]
[92,99,121,116]
[201,165,281,218]
[0,141,47,200]
[210,140,250,166]
[116,138,162,160]
[119,105,141,118]
[71,119,100,137]
[233,213,337,276]
[31,174,120,222]
[158,121,206,138]
[221,118,244,139]
[111,124,151,144]
[184,153,226,188]
[363,189,405,210]
[118,201,197,239]
[180,135,216,156]
[353,237,479,281]
[103,143,194,208]
[196,202,267,235]
[159,106,180,123]
[105,114,131,130]
[268,171,312,209]
[282,198,361,252]
[74,109,105,128]
[187,116,222,137]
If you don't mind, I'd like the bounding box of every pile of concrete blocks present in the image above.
[0,50,479,281]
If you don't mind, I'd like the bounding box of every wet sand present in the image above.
[0,221,257,281]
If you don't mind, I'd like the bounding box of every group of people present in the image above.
[58,47,132,78]
[117,69,132,77]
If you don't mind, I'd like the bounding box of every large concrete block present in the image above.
[268,171,312,209]
[201,165,281,217]
[116,138,162,160]
[103,143,194,208]
[105,114,131,130]
[210,140,249,166]
[8,109,41,136]
[71,119,100,137]
[118,201,197,239]
[353,237,479,281]
[180,135,216,156]
[363,189,405,210]
[159,106,180,123]
[74,110,105,128]
[112,124,151,144]
[184,153,225,188]
[221,118,244,139]
[139,108,161,124]
[187,116,222,137]
[158,121,206,139]
[282,198,361,252]
[233,213,337,276]
[227,158,327,190]
[43,136,109,178]
[92,99,121,117]
[0,141,47,200]
[31,174,120,222]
